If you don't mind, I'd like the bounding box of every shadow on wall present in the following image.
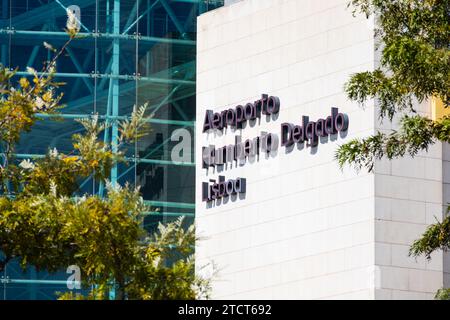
[206,192,246,209]
[225,0,244,6]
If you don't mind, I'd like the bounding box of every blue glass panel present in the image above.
[0,0,224,300]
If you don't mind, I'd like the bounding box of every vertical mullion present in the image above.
[135,0,139,189]
[110,0,120,187]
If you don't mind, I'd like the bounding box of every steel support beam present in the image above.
[69,49,94,100]
[144,200,195,209]
[160,0,187,39]
[0,0,96,30]
[98,78,114,196]
[26,24,48,68]
[66,47,94,93]
[122,0,142,35]
[0,30,196,46]
[14,71,195,86]
[123,0,160,35]
[14,153,194,167]
[110,0,120,188]
[1,0,8,65]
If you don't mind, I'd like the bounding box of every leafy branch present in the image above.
[335,114,445,171]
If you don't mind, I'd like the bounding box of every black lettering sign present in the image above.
[202,176,247,202]
[202,95,350,208]
[281,107,349,147]
[202,94,280,132]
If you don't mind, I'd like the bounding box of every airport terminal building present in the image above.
[0,0,448,300]
[195,0,450,299]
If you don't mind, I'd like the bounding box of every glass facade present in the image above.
[0,0,223,299]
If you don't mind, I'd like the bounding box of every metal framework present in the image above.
[0,0,223,300]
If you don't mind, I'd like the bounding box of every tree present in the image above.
[335,0,449,299]
[0,20,211,300]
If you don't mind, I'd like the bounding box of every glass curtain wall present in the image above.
[0,0,223,300]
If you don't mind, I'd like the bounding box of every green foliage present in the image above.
[411,211,450,301]
[410,211,450,260]
[339,0,450,297]
[435,288,450,300]
[0,66,64,167]
[73,116,118,181]
[58,215,211,300]
[337,0,449,170]
[348,0,449,46]
[0,35,212,299]
[345,0,449,119]
[119,103,152,144]
[0,193,75,272]
[344,69,414,120]
[336,115,441,171]
[61,184,144,298]
[127,217,200,300]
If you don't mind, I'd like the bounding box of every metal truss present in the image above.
[0,0,223,300]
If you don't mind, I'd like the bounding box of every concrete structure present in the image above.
[195,0,449,299]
